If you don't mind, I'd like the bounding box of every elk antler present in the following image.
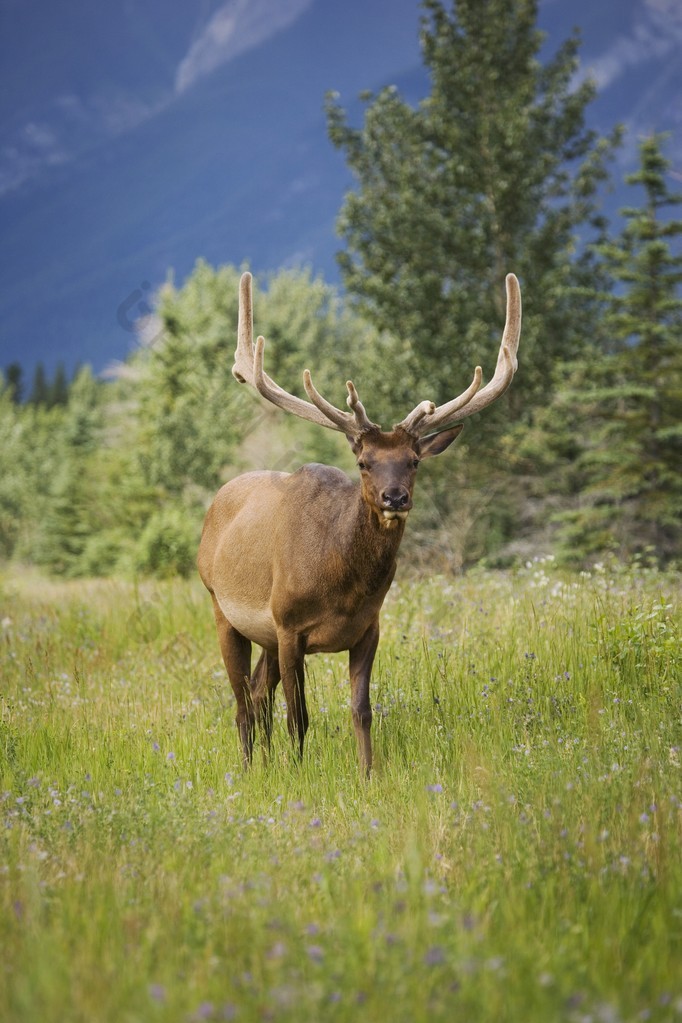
[395,273,522,437]
[233,272,378,436]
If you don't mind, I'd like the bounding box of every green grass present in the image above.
[1,558,681,1022]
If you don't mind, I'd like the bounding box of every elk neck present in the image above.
[339,480,406,596]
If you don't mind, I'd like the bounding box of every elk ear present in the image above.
[346,435,363,457]
[417,424,464,460]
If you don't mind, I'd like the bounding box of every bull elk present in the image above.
[198,271,522,774]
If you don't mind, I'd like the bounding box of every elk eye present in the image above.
[358,460,367,470]
[412,458,420,469]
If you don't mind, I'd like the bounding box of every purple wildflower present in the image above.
[424,946,445,965]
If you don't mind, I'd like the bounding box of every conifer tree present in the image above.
[49,362,70,407]
[5,363,23,403]
[522,135,682,560]
[36,367,103,575]
[29,362,49,405]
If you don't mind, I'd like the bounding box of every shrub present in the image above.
[133,507,198,578]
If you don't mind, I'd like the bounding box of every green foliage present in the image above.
[0,379,66,561]
[134,261,248,494]
[32,368,104,577]
[514,135,682,563]
[133,506,199,578]
[0,263,407,576]
[1,562,681,1021]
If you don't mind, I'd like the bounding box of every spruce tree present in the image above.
[526,135,682,561]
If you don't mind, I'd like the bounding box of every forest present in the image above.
[1,0,680,579]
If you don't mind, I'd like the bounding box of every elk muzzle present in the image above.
[380,485,412,521]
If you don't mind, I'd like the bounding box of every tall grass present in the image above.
[1,559,681,1022]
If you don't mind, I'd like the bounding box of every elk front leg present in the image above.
[349,619,380,777]
[211,594,254,767]
[277,632,308,759]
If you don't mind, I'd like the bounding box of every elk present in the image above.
[198,271,521,774]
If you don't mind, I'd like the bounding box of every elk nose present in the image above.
[381,486,411,511]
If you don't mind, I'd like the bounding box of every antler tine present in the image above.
[396,370,481,436]
[232,271,255,384]
[395,273,522,437]
[303,372,378,436]
[346,381,378,434]
[232,271,379,436]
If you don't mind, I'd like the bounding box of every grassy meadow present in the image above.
[1,558,681,1022]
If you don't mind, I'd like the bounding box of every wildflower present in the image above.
[307,945,324,962]
[193,1002,215,1021]
[426,783,443,793]
[148,984,166,1004]
[424,946,445,965]
[166,751,175,761]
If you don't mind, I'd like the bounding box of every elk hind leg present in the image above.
[250,650,280,756]
[211,595,254,767]
[277,633,308,760]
